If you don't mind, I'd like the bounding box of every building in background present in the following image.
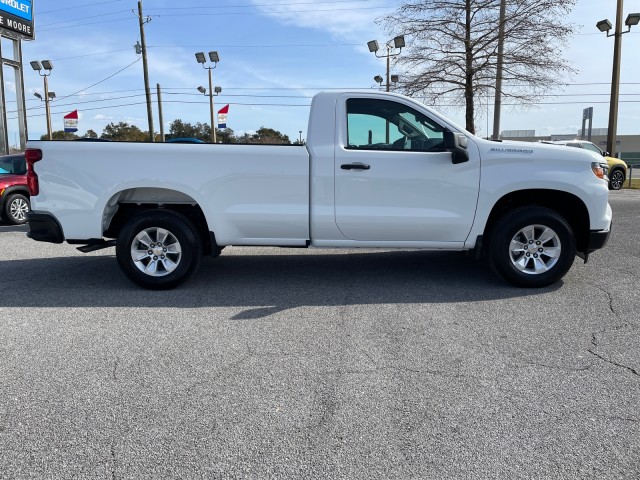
[500,129,640,164]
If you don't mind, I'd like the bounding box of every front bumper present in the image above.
[27,212,64,243]
[586,227,611,253]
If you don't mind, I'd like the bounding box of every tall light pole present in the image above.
[367,36,405,92]
[597,4,640,157]
[195,51,221,143]
[29,60,54,140]
[34,91,57,139]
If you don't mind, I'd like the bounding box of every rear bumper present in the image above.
[27,211,64,243]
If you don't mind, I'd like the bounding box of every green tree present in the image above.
[236,127,291,144]
[83,129,98,139]
[168,119,235,143]
[41,130,79,140]
[215,128,236,144]
[101,122,148,142]
[168,119,208,140]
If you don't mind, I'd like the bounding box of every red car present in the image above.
[0,153,30,225]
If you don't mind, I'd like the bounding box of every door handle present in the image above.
[341,163,370,170]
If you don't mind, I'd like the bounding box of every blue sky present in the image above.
[10,0,640,143]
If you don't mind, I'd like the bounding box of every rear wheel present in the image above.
[489,207,576,288]
[609,168,625,190]
[3,193,30,225]
[116,210,202,289]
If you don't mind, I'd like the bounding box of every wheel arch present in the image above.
[483,189,590,253]
[1,185,30,199]
[102,187,215,255]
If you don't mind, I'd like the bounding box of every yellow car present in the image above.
[551,140,628,190]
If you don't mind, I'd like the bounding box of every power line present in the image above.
[22,101,312,118]
[38,5,392,31]
[57,58,141,102]
[38,0,126,15]
[52,49,134,61]
[146,0,374,12]
[148,43,361,49]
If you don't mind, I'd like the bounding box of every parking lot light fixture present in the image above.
[30,59,54,140]
[195,51,222,142]
[625,13,640,26]
[596,19,613,33]
[368,36,405,92]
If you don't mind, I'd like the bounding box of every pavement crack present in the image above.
[112,357,119,381]
[588,283,621,318]
[589,334,640,379]
[605,415,639,423]
[110,444,117,480]
[512,359,592,372]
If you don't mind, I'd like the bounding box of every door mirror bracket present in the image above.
[443,130,469,164]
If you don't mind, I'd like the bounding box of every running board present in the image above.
[76,240,116,253]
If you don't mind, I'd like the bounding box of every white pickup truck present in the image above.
[25,91,611,289]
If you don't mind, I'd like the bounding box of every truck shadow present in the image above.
[0,249,559,315]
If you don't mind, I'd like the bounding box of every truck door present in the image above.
[334,96,480,242]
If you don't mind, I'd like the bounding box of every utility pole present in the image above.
[157,84,164,142]
[137,1,154,142]
[492,0,506,140]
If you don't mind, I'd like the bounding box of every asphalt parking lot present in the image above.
[1,190,639,479]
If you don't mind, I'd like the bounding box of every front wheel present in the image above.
[488,207,576,288]
[116,210,202,290]
[609,169,625,190]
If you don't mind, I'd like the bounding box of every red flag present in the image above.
[64,110,78,132]
[218,105,229,129]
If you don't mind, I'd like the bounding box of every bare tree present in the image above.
[382,0,578,134]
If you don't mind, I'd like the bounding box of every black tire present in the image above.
[609,168,625,190]
[488,207,576,288]
[3,193,30,225]
[116,210,202,290]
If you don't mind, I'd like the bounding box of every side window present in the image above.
[346,98,445,152]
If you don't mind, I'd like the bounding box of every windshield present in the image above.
[0,155,26,175]
[581,142,604,155]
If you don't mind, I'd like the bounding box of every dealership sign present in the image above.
[0,0,34,39]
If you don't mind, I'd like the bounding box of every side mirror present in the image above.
[443,130,469,164]
[603,151,609,157]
